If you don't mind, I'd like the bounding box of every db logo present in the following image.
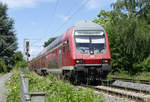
[90,55,95,58]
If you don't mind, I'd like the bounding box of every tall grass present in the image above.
[7,70,103,102]
[0,73,5,77]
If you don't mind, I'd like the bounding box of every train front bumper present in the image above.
[74,64,112,72]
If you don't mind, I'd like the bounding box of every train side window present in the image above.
[67,40,70,51]
[63,43,65,53]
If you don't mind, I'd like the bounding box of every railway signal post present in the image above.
[25,40,30,62]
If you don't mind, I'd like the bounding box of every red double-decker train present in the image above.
[29,21,111,83]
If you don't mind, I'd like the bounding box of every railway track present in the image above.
[112,77,150,85]
[80,84,150,102]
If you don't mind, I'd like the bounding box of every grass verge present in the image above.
[6,70,103,102]
[0,73,5,77]
[107,69,150,80]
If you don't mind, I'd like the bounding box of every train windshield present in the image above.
[75,31,106,54]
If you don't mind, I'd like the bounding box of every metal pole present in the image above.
[20,71,45,102]
[20,72,31,102]
[20,73,23,102]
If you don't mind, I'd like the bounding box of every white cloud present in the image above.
[0,0,55,9]
[85,0,101,9]
[59,16,69,21]
[85,0,116,9]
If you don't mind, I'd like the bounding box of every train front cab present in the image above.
[70,29,112,82]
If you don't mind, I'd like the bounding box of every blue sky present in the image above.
[0,0,115,58]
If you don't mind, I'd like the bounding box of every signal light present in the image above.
[25,52,30,57]
[76,59,83,64]
[102,59,109,64]
[26,41,29,52]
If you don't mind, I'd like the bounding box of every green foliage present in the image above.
[93,10,111,28]
[136,72,150,80]
[13,51,23,64]
[7,70,103,102]
[6,70,20,102]
[0,3,17,72]
[13,61,28,69]
[27,72,103,102]
[108,68,131,79]
[134,55,150,72]
[0,59,7,72]
[111,0,150,15]
[0,73,4,77]
[43,37,56,47]
[12,51,28,69]
[108,69,150,80]
[94,0,150,74]
[142,56,150,71]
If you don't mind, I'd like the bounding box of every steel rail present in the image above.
[104,84,150,94]
[80,84,150,102]
[112,77,150,85]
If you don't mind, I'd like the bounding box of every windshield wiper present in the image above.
[81,49,85,52]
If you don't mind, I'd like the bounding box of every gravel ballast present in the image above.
[112,80,150,92]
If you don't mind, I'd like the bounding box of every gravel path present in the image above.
[0,73,11,102]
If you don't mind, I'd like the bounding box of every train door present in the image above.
[58,49,62,68]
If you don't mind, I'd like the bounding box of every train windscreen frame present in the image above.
[74,30,106,54]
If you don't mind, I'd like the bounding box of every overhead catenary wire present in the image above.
[27,0,76,58]
[34,0,90,44]
[49,0,60,28]
[30,0,60,45]
[0,0,91,59]
[26,0,91,59]
[52,0,91,35]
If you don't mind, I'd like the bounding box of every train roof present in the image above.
[32,20,104,59]
[73,20,104,31]
[46,35,62,51]
[37,35,61,56]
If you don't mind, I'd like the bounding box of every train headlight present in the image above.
[102,59,109,64]
[76,59,83,64]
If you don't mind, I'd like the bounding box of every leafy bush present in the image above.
[13,61,28,69]
[7,70,103,102]
[0,59,7,73]
[141,55,150,71]
[133,55,150,72]
[13,51,28,69]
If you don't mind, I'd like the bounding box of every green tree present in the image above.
[112,0,150,21]
[112,0,150,71]
[0,3,17,72]
[93,10,111,28]
[43,37,56,47]
[13,51,24,64]
[94,0,150,74]
[13,51,28,69]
